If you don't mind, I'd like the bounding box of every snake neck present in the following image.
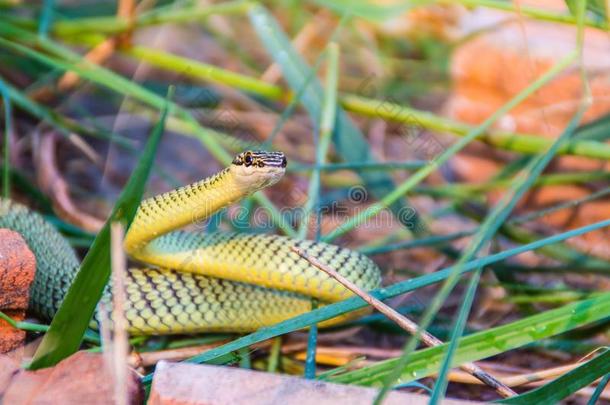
[124,167,248,258]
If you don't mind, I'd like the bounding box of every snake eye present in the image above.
[244,153,253,166]
[281,156,287,168]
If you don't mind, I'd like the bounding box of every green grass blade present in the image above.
[298,42,339,240]
[38,0,54,37]
[0,78,132,147]
[28,94,170,370]
[128,46,284,100]
[358,230,475,255]
[497,350,610,404]
[139,217,610,386]
[511,186,610,225]
[0,77,10,198]
[289,161,428,172]
[429,268,482,403]
[427,170,610,195]
[329,292,610,387]
[449,0,606,30]
[311,0,413,21]
[2,1,249,36]
[303,304,319,379]
[0,311,100,344]
[302,42,340,378]
[267,337,282,373]
[340,94,610,161]
[483,218,610,272]
[587,373,610,405]
[248,4,428,235]
[574,113,610,142]
[52,0,250,36]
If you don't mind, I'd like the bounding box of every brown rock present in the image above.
[149,362,477,405]
[0,229,36,353]
[3,351,143,405]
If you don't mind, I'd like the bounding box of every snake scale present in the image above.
[0,151,381,334]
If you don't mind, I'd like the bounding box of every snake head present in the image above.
[231,150,287,190]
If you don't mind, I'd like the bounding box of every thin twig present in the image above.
[292,246,517,399]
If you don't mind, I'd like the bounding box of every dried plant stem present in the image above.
[129,341,230,368]
[129,339,277,368]
[292,246,517,399]
[34,132,104,232]
[57,0,135,91]
[110,222,129,405]
[116,0,136,47]
[57,39,117,91]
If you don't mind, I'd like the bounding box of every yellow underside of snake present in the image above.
[1,151,381,335]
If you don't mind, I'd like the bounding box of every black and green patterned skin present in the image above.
[0,199,80,320]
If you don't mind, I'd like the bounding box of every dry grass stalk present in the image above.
[34,132,104,232]
[110,222,129,405]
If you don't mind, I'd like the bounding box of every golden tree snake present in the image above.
[0,151,381,334]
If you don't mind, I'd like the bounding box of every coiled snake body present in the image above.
[0,151,381,334]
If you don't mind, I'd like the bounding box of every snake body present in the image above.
[0,151,381,334]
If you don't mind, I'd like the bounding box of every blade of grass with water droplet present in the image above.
[0,77,11,198]
[329,290,610,387]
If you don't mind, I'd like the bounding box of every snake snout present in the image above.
[231,150,287,190]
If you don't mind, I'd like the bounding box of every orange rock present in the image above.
[149,361,477,405]
[445,4,610,258]
[3,351,143,405]
[0,229,36,353]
